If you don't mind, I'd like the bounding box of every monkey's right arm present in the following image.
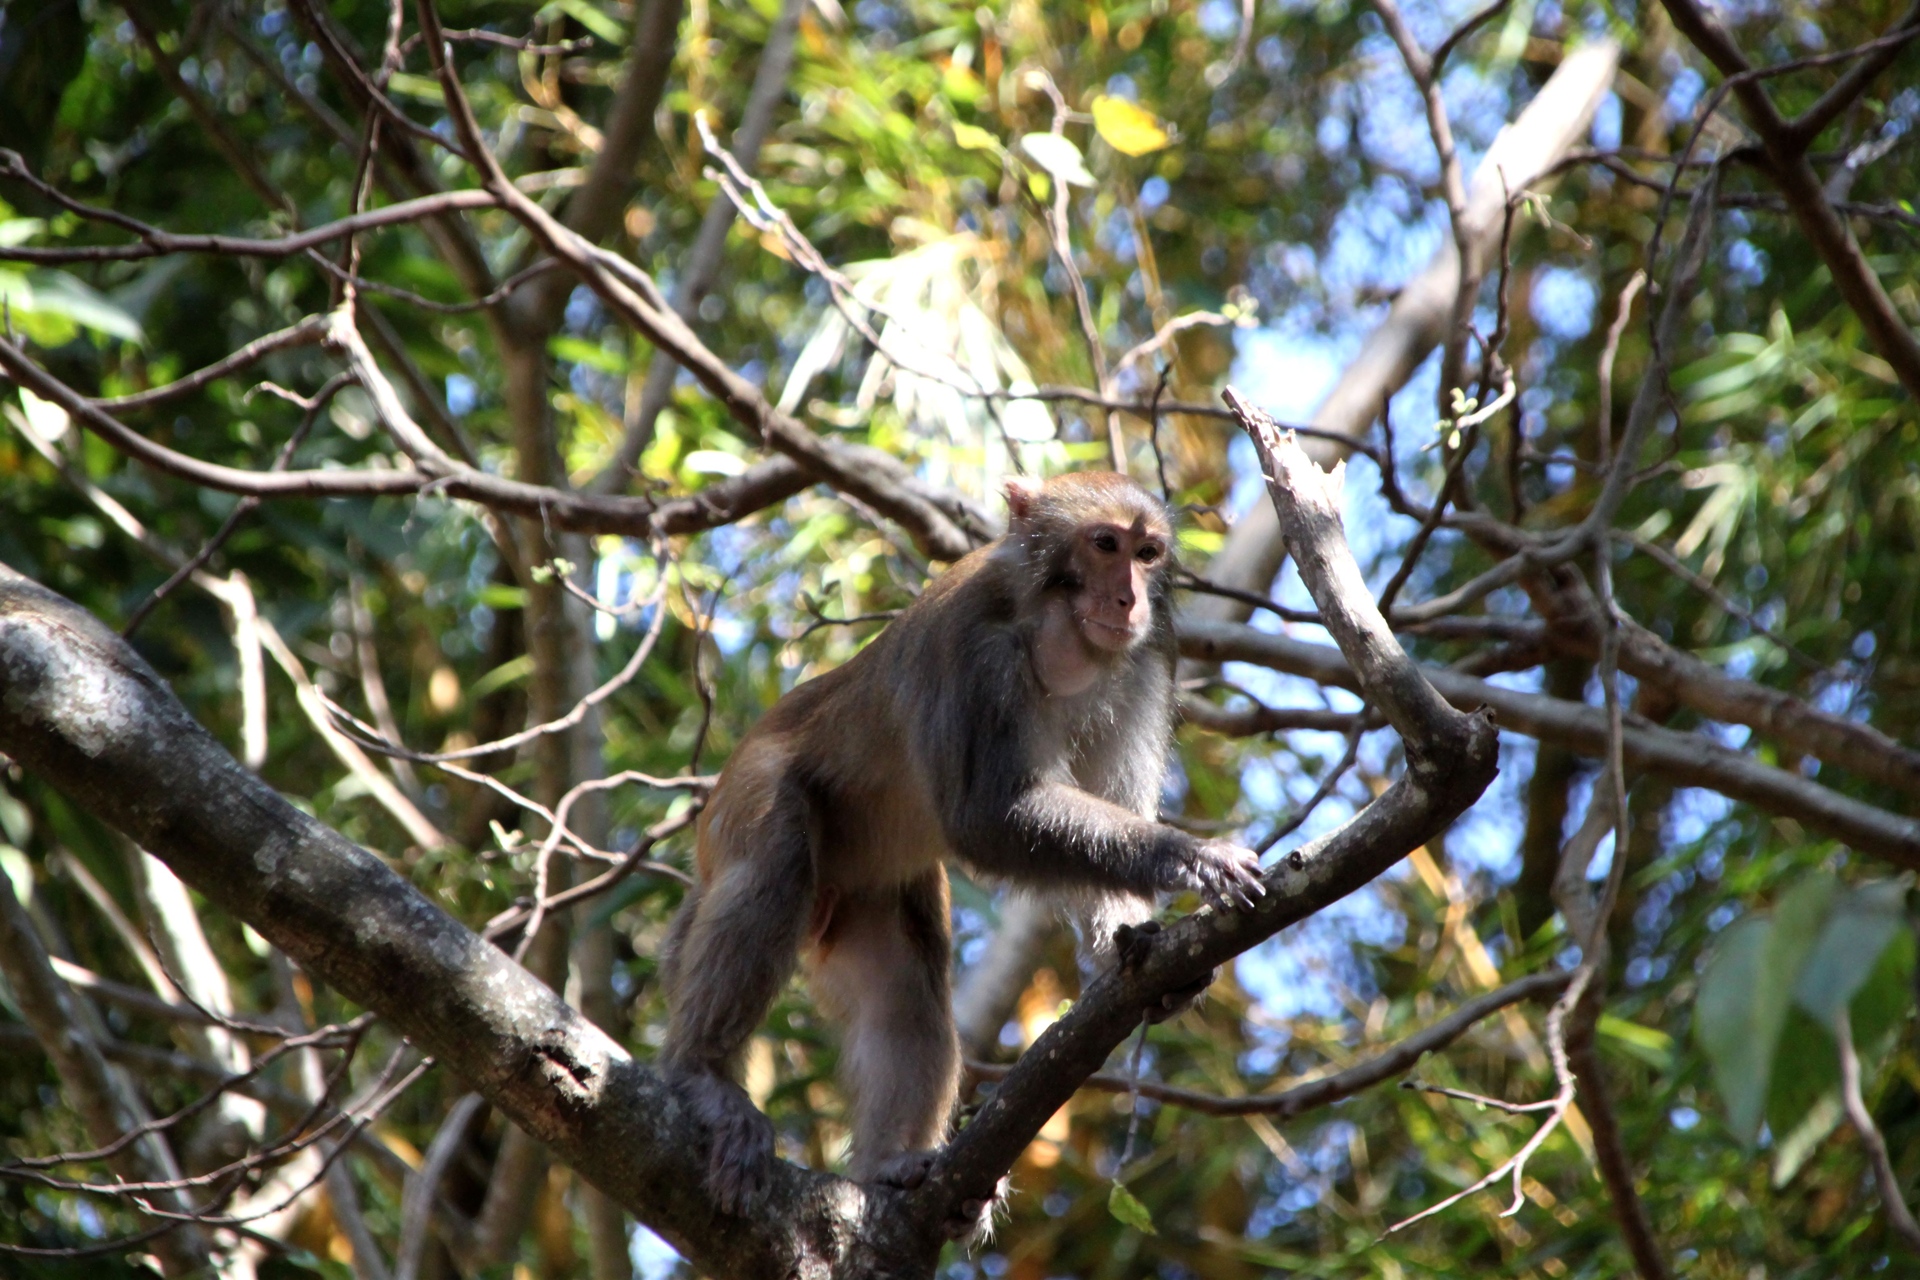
[931,635,1264,909]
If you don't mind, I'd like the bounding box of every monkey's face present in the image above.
[1069,520,1167,653]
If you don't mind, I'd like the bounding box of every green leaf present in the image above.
[1769,923,1914,1185]
[549,335,628,374]
[475,584,528,610]
[1771,1088,1844,1188]
[1766,1003,1842,1157]
[1107,1182,1157,1234]
[549,0,628,44]
[1792,881,1908,1027]
[385,72,445,104]
[1695,875,1834,1145]
[0,269,144,342]
[468,654,533,701]
[0,845,32,905]
[0,218,47,248]
[1597,1014,1673,1071]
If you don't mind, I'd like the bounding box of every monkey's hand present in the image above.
[679,1073,775,1215]
[1178,839,1267,912]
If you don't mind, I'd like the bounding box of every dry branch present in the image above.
[1196,42,1620,613]
[1179,618,1920,866]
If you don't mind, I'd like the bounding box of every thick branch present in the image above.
[1581,612,1920,800]
[0,565,931,1278]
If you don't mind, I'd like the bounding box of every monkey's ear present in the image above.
[1004,476,1043,526]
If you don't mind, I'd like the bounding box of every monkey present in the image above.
[658,470,1265,1230]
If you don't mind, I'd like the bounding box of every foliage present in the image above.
[0,0,1918,1276]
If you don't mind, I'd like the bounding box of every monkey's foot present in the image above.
[1113,919,1161,970]
[869,1149,935,1190]
[680,1073,775,1215]
[1114,922,1215,1022]
[944,1176,1011,1243]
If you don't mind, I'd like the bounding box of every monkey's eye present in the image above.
[1136,544,1162,564]
[1093,532,1120,554]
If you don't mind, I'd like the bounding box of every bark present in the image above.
[0,562,931,1278]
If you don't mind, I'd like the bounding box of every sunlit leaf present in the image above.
[1020,132,1095,188]
[1091,95,1173,156]
[951,121,999,152]
[549,0,626,43]
[684,449,749,477]
[0,218,47,248]
[550,335,628,374]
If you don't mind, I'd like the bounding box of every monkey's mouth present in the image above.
[1079,615,1139,650]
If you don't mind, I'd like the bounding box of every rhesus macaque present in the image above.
[660,470,1265,1227]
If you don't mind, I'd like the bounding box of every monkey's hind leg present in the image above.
[809,870,960,1196]
[661,801,815,1213]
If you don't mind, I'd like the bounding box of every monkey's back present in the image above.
[692,543,1022,892]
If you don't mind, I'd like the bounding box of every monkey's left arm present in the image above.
[931,633,1263,909]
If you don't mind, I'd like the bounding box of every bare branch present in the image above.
[0,875,211,1274]
[1179,618,1920,866]
[1837,1005,1920,1254]
[1659,0,1920,400]
[0,154,500,263]
[970,970,1571,1116]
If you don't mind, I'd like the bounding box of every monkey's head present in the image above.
[1005,471,1174,654]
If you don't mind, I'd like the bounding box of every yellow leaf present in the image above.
[1092,95,1172,156]
[951,121,1000,152]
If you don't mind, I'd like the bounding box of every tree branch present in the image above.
[0,564,933,1278]
[1659,0,1920,400]
[0,334,810,541]
[966,969,1569,1117]
[1179,618,1920,866]
[1192,43,1619,615]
